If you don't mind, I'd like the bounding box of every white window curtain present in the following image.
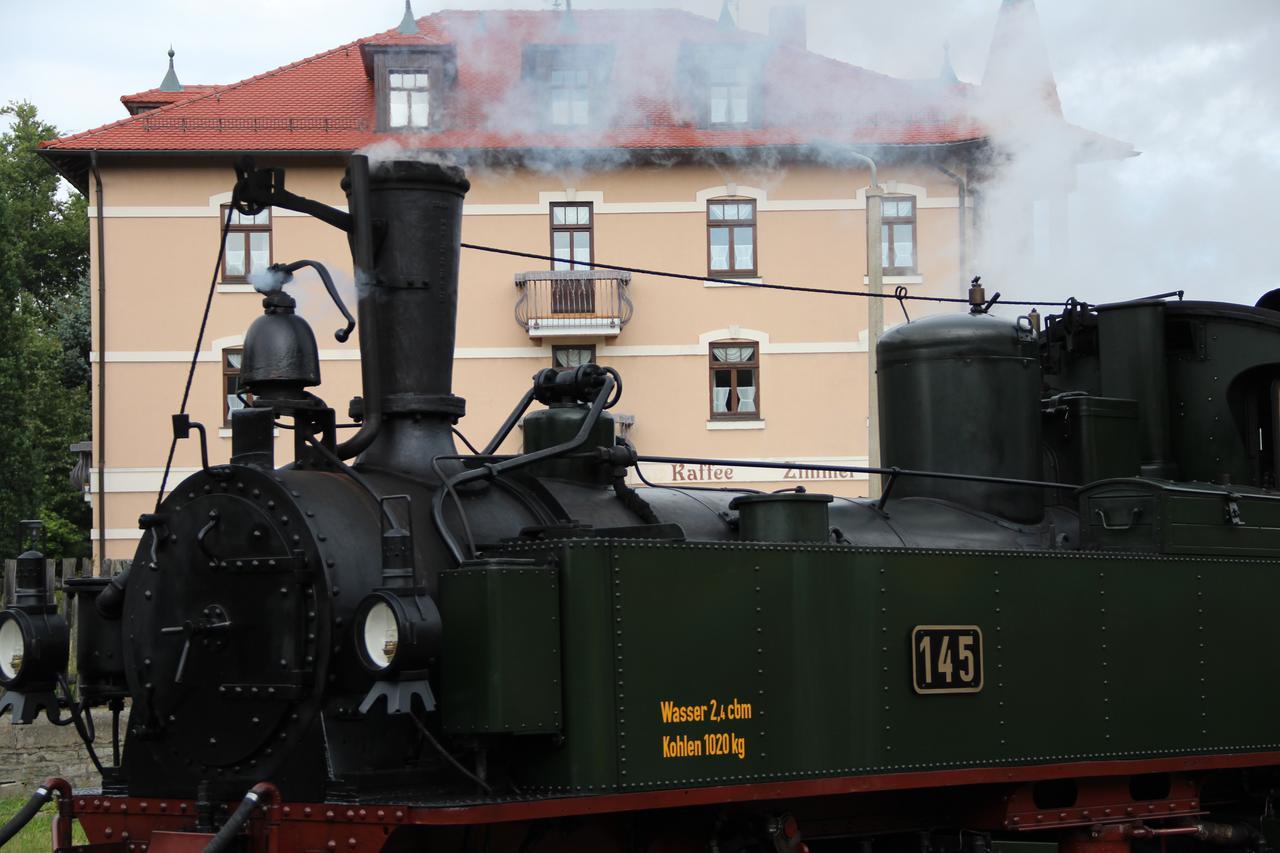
[736,386,756,413]
[713,345,754,363]
[712,387,731,413]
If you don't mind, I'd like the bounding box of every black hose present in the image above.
[202,782,276,853]
[0,780,65,847]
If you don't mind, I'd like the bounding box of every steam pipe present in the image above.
[934,163,968,290]
[481,386,538,455]
[90,152,106,572]
[848,151,884,494]
[847,151,878,188]
[432,374,618,563]
[336,155,384,460]
[273,259,355,342]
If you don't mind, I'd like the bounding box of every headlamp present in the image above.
[353,591,439,678]
[0,609,68,692]
[0,521,72,724]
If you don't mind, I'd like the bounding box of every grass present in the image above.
[0,795,89,852]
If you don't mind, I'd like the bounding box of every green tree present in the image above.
[0,102,90,558]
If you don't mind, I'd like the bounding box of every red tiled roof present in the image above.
[120,85,220,115]
[44,10,987,156]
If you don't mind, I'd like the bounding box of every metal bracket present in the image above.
[1225,493,1244,526]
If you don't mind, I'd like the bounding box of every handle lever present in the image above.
[1095,506,1143,531]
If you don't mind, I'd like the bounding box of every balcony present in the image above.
[514,270,633,338]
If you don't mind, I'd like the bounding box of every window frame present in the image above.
[549,65,592,127]
[706,198,758,278]
[549,202,595,271]
[552,344,597,370]
[708,62,751,127]
[220,205,272,283]
[708,339,761,421]
[881,195,917,276]
[387,68,430,130]
[222,347,252,426]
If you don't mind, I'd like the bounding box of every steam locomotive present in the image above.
[5,154,1280,853]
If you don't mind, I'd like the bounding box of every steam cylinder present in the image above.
[877,312,1043,522]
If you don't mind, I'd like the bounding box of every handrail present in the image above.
[634,454,1079,510]
[514,270,633,333]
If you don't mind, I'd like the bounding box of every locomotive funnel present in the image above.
[344,159,472,477]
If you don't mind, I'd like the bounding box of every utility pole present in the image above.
[848,153,884,497]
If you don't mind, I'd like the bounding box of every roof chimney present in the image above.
[158,46,183,93]
[768,5,806,50]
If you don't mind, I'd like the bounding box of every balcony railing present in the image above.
[514,270,634,337]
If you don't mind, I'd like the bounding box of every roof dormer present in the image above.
[677,43,769,129]
[522,44,614,129]
[361,43,457,133]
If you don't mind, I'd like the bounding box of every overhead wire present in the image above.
[461,243,1187,308]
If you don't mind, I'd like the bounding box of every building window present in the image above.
[707,199,756,276]
[551,203,593,271]
[222,207,271,282]
[550,67,590,126]
[389,70,430,129]
[553,345,596,370]
[709,63,749,125]
[709,341,759,419]
[881,196,916,274]
[223,348,252,425]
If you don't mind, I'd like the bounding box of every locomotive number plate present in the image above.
[911,625,983,694]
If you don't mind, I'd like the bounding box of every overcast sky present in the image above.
[2,0,1277,305]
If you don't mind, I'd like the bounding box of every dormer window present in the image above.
[678,45,764,129]
[389,70,429,129]
[709,64,749,125]
[361,44,456,133]
[550,67,591,126]
[523,45,612,129]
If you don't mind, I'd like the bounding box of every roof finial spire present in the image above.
[397,0,418,35]
[159,45,183,93]
[558,0,577,32]
[939,41,959,84]
[717,0,736,29]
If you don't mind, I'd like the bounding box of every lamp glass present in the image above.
[0,616,25,681]
[361,600,399,670]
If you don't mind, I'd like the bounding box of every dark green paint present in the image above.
[438,561,562,735]
[479,540,1280,794]
[730,492,833,543]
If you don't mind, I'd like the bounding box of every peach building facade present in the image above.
[82,160,970,558]
[45,4,1122,561]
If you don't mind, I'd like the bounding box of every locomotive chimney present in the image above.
[342,159,472,477]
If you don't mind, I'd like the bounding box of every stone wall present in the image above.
[0,708,124,796]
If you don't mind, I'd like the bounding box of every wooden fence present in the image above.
[0,558,131,609]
